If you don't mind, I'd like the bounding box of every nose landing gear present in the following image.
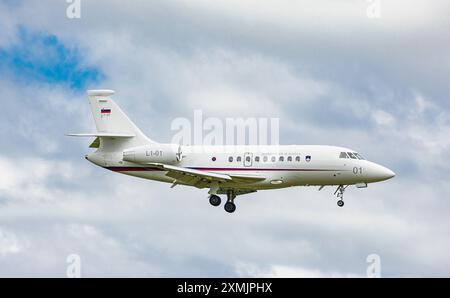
[334,185,348,207]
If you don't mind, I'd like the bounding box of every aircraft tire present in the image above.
[209,195,221,207]
[224,202,236,213]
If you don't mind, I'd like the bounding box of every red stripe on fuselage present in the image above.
[105,166,341,172]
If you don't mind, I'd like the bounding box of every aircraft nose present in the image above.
[370,163,395,181]
[382,167,395,180]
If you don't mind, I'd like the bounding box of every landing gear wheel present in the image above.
[224,202,236,213]
[209,195,221,207]
[337,200,344,207]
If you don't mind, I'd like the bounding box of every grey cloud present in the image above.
[0,0,449,277]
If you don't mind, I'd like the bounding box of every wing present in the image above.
[146,163,265,188]
[66,132,135,137]
[228,173,265,183]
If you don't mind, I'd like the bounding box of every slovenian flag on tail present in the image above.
[101,108,111,114]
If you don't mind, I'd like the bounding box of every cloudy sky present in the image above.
[1,0,450,277]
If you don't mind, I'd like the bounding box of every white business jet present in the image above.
[68,90,395,213]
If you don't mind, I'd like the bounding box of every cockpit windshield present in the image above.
[339,152,365,160]
[347,152,357,159]
[354,153,365,160]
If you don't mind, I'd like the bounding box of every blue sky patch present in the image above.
[0,27,104,91]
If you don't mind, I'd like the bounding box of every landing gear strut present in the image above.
[334,185,348,207]
[224,190,236,213]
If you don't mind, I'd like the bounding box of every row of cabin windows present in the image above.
[228,155,302,163]
[339,152,365,160]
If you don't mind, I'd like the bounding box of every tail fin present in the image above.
[84,90,154,149]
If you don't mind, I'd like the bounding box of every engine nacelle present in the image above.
[123,144,181,164]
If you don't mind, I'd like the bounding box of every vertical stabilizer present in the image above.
[86,90,155,150]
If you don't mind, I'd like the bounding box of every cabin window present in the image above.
[263,156,268,162]
[255,156,260,162]
[339,152,349,159]
[228,156,233,162]
[246,156,251,162]
[271,156,276,162]
[237,156,242,162]
[295,156,301,162]
[212,157,216,161]
[347,152,357,159]
[287,156,292,162]
[279,156,284,162]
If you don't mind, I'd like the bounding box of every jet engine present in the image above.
[123,144,182,164]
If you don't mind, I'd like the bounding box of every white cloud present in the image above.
[178,0,448,33]
[0,228,22,256]
[372,110,396,126]
[0,156,87,203]
[236,263,364,278]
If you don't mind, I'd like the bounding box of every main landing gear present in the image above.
[208,190,237,213]
[334,185,348,207]
[224,190,236,213]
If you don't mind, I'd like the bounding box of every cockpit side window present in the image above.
[347,152,357,159]
[339,152,349,159]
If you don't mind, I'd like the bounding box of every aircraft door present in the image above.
[244,152,253,167]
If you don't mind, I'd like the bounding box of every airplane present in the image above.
[68,89,395,213]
